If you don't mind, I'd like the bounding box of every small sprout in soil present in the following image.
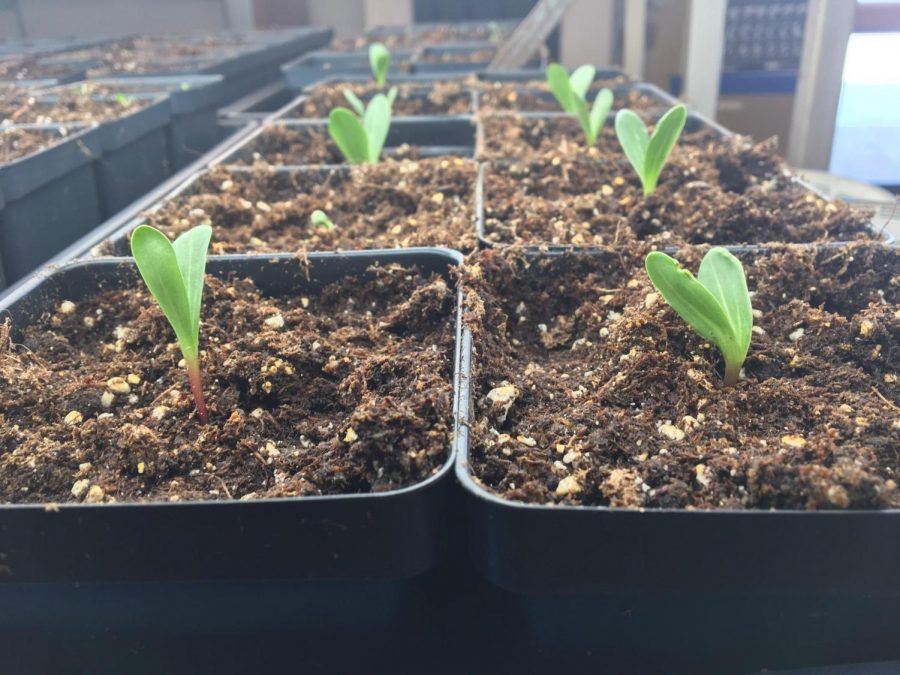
[615,103,687,196]
[114,93,136,108]
[131,224,212,423]
[645,247,752,386]
[546,63,613,146]
[369,42,391,85]
[328,87,397,164]
[310,209,335,229]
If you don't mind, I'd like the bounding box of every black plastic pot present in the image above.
[218,81,298,121]
[88,94,173,218]
[0,247,465,584]
[475,110,889,247]
[89,75,234,170]
[0,246,468,669]
[219,115,477,165]
[0,124,103,286]
[454,246,900,674]
[281,49,416,92]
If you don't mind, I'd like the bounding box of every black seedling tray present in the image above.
[454,245,900,674]
[219,81,298,122]
[218,115,477,165]
[0,124,103,287]
[475,66,628,84]
[281,49,416,92]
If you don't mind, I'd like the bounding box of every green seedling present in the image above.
[328,87,397,164]
[369,42,391,85]
[645,247,752,387]
[310,209,335,229]
[546,63,613,146]
[114,93,136,108]
[615,103,686,196]
[131,224,212,423]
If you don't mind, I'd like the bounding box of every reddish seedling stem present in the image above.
[186,359,209,424]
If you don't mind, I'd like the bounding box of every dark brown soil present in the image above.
[127,159,477,253]
[461,243,900,510]
[229,123,431,166]
[481,136,876,246]
[477,82,666,115]
[0,86,155,125]
[0,264,457,504]
[0,126,75,163]
[288,81,473,118]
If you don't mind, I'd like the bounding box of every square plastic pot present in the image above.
[91,96,173,218]
[454,245,900,673]
[412,42,544,75]
[0,248,465,585]
[89,75,234,170]
[0,246,468,661]
[0,124,103,286]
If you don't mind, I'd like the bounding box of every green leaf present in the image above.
[643,104,687,195]
[369,43,390,85]
[546,63,574,113]
[171,224,212,344]
[697,247,753,363]
[131,225,210,362]
[645,248,753,385]
[615,108,649,180]
[363,93,391,163]
[328,107,369,164]
[569,65,595,101]
[386,86,398,109]
[342,89,366,117]
[587,88,613,144]
[571,95,592,144]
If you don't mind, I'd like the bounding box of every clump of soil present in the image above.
[0,86,157,125]
[0,126,75,163]
[461,244,900,510]
[289,81,472,118]
[481,137,875,246]
[229,123,429,165]
[0,263,458,504]
[122,159,477,254]
[478,83,665,115]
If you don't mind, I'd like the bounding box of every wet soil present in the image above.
[0,263,457,503]
[461,243,900,510]
[125,159,477,254]
[288,81,473,118]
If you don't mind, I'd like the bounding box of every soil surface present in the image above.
[477,82,668,115]
[461,243,900,510]
[289,81,473,118]
[0,263,457,503]
[0,125,76,162]
[121,159,477,254]
[0,85,156,125]
[0,57,82,81]
[480,131,876,246]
